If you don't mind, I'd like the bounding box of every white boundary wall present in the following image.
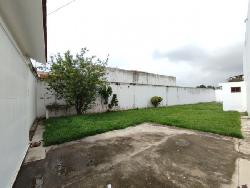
[244,1,250,115]
[0,17,37,187]
[37,81,216,117]
[111,84,216,110]
[166,87,215,106]
[215,89,223,103]
[219,81,247,112]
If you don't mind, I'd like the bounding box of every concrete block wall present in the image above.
[166,87,216,106]
[37,80,216,118]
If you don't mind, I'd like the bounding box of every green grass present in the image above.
[43,102,242,146]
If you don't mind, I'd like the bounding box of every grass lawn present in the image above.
[43,102,242,146]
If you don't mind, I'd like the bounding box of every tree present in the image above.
[46,48,108,114]
[99,85,112,105]
[196,85,206,88]
[99,86,119,111]
[151,96,163,107]
[108,94,118,110]
[207,85,215,89]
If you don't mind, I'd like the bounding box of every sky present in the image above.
[47,0,249,86]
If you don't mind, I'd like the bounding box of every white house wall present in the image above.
[244,1,250,115]
[219,81,247,112]
[0,17,37,188]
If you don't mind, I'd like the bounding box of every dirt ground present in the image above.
[14,123,250,188]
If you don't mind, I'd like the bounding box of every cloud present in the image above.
[47,0,248,87]
[153,46,208,62]
[153,44,243,86]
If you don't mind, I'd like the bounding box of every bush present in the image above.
[108,94,119,110]
[151,96,163,107]
[46,48,108,115]
[99,85,112,105]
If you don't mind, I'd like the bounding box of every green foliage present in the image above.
[196,85,206,88]
[151,96,163,107]
[46,48,108,114]
[99,85,112,105]
[108,94,119,110]
[43,102,242,146]
[196,85,215,89]
[99,86,118,111]
[207,85,215,89]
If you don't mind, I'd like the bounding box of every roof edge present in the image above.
[42,0,47,62]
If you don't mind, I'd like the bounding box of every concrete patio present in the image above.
[14,121,250,188]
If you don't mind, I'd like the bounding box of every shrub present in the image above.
[46,48,108,115]
[151,96,163,107]
[108,94,119,110]
[99,85,112,104]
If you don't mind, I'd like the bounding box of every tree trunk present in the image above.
[75,99,82,115]
[76,108,81,115]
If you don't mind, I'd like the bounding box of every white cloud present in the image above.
[47,0,249,86]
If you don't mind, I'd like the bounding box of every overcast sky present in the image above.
[47,0,249,86]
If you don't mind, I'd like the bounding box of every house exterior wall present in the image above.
[219,81,247,112]
[0,17,37,188]
[107,68,176,86]
[243,1,250,115]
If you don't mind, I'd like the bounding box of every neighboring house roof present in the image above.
[42,0,47,62]
[37,71,49,79]
[227,74,244,82]
[0,0,47,63]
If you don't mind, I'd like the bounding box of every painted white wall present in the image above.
[243,1,250,115]
[219,81,247,112]
[38,80,216,117]
[0,17,37,188]
[36,80,65,117]
[107,67,176,86]
[166,87,216,106]
[215,88,223,102]
[111,84,167,109]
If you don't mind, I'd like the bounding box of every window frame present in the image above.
[231,87,241,93]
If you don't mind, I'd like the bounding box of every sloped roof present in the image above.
[0,0,47,63]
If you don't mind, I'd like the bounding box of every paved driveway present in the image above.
[14,123,250,188]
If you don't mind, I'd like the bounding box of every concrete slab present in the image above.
[232,158,250,187]
[239,118,250,155]
[24,123,46,164]
[13,123,250,188]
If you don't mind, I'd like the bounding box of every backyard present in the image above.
[44,102,242,146]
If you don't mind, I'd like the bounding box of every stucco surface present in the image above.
[218,81,247,112]
[0,17,37,188]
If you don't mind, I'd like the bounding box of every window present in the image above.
[231,87,241,93]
